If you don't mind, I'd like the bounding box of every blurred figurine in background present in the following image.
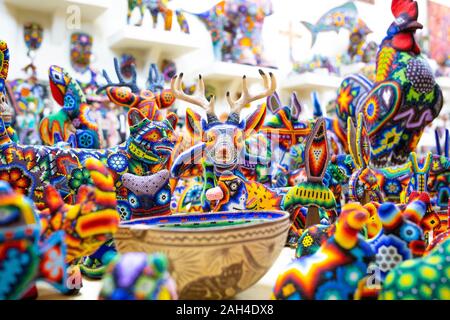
[301,1,359,47]
[0,40,18,143]
[0,181,68,300]
[100,102,121,148]
[9,23,46,145]
[161,59,177,82]
[347,19,377,64]
[336,0,443,167]
[120,54,137,81]
[70,32,93,75]
[127,0,189,33]
[99,253,177,300]
[194,0,274,66]
[226,0,274,66]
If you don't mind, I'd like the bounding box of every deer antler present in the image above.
[147,63,164,93]
[170,73,215,115]
[226,69,276,114]
[96,57,140,94]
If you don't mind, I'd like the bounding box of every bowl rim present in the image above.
[118,210,291,234]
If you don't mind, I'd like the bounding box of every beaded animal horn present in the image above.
[171,69,276,124]
[226,69,276,122]
[97,57,139,94]
[171,73,218,123]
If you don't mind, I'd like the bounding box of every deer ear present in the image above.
[267,91,282,113]
[165,112,178,129]
[312,92,322,118]
[243,104,267,138]
[106,87,140,108]
[128,108,146,126]
[290,92,302,119]
[356,113,371,168]
[186,107,202,138]
[347,117,361,168]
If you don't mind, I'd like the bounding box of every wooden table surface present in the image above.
[36,248,296,300]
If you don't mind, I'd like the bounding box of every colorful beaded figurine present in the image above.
[260,92,346,190]
[170,70,275,212]
[0,181,68,299]
[260,92,310,188]
[295,224,334,258]
[337,0,443,167]
[38,158,120,293]
[194,1,227,61]
[161,59,177,82]
[146,63,164,94]
[99,252,177,300]
[79,59,179,279]
[70,32,93,74]
[194,0,273,65]
[347,114,384,204]
[39,65,101,148]
[368,201,426,279]
[0,40,18,143]
[426,199,450,253]
[379,237,450,300]
[24,23,43,54]
[39,158,120,264]
[283,118,336,229]
[347,19,377,64]
[99,58,176,118]
[272,203,374,300]
[406,151,433,198]
[301,1,359,47]
[0,106,176,220]
[295,202,382,259]
[119,54,137,81]
[225,0,274,66]
[9,23,46,145]
[353,199,428,299]
[430,129,450,209]
[127,0,189,33]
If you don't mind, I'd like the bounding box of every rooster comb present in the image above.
[392,0,419,20]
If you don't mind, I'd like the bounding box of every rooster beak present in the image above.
[406,21,423,30]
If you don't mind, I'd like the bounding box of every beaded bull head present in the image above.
[171,70,276,176]
[96,58,178,218]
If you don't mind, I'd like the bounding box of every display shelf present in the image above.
[188,61,280,84]
[36,248,294,300]
[4,0,60,13]
[108,25,202,60]
[66,0,111,21]
[281,72,342,92]
[4,0,110,21]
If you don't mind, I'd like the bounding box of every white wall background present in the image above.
[0,0,432,83]
[0,0,446,131]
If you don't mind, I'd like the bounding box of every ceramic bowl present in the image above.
[114,210,290,299]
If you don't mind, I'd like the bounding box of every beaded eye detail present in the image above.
[395,16,405,25]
